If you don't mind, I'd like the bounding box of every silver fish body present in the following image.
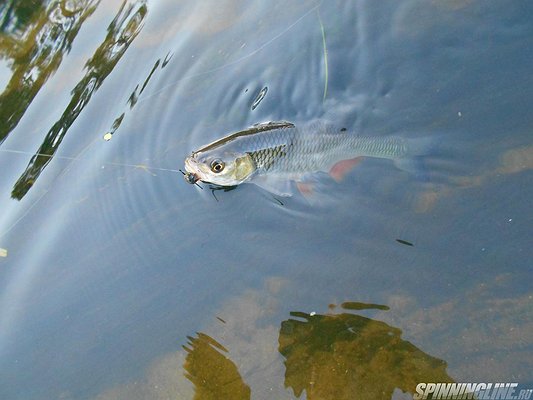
[184,121,426,195]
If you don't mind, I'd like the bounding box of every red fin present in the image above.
[329,157,363,182]
[296,182,314,198]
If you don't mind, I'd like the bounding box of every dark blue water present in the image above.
[0,1,531,399]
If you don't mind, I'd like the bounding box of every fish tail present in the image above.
[405,135,440,157]
[395,135,443,182]
[394,156,429,182]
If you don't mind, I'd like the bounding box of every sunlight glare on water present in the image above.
[0,1,531,399]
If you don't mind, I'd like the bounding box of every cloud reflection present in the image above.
[416,144,533,212]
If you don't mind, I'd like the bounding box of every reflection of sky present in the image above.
[0,0,532,399]
[0,59,10,92]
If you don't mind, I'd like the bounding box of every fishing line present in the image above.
[0,185,49,240]
[0,0,325,178]
[0,148,182,174]
[137,1,323,104]
[0,143,182,240]
[0,1,326,177]
[317,8,328,101]
[0,1,324,239]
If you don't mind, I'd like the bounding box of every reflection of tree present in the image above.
[0,0,99,145]
[279,304,453,400]
[11,0,147,200]
[183,332,251,400]
[0,1,44,34]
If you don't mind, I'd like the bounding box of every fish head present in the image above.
[184,150,255,186]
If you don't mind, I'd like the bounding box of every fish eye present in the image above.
[210,159,225,173]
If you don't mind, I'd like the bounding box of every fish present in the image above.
[183,120,431,196]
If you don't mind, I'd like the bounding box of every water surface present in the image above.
[0,1,532,399]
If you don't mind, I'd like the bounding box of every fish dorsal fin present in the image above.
[193,121,295,154]
[303,118,350,135]
[251,120,294,129]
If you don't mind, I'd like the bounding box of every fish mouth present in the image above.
[183,171,199,184]
[184,156,205,184]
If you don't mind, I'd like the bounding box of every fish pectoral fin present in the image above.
[296,181,314,196]
[329,157,364,182]
[293,173,326,198]
[250,175,294,197]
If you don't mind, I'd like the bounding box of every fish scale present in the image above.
[244,126,409,174]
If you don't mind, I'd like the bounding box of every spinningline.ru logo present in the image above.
[413,383,532,400]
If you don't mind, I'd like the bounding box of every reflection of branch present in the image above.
[105,51,172,140]
[183,332,251,400]
[0,0,99,145]
[11,0,148,200]
[279,310,454,400]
